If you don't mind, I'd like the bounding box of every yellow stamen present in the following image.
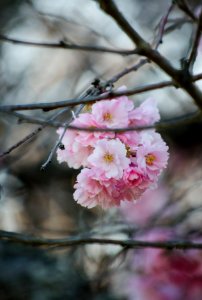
[126,145,131,157]
[103,112,113,122]
[82,104,93,112]
[145,154,156,166]
[103,153,114,163]
[125,145,136,157]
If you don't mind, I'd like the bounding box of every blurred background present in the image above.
[0,0,202,299]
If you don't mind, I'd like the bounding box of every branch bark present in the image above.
[0,34,137,56]
[97,0,202,109]
[0,230,202,250]
[0,73,201,112]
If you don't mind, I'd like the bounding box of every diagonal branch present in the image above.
[97,0,202,109]
[154,2,175,49]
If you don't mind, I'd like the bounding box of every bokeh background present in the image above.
[0,0,202,299]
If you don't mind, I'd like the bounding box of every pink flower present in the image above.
[88,138,130,179]
[74,168,145,208]
[73,168,122,208]
[129,97,160,126]
[136,131,169,179]
[123,230,202,300]
[120,185,169,225]
[91,98,130,128]
[115,85,134,112]
[117,131,140,149]
[56,128,92,169]
[56,85,169,209]
[123,165,149,189]
[73,113,114,147]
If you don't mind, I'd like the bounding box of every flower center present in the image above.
[103,112,113,122]
[103,152,114,163]
[145,153,156,166]
[125,145,131,157]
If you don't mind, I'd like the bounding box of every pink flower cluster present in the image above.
[124,230,202,300]
[57,89,169,209]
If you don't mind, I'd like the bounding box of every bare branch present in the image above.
[109,58,149,84]
[0,34,138,56]
[0,126,43,158]
[97,0,202,109]
[175,0,198,22]
[0,73,201,112]
[3,109,200,133]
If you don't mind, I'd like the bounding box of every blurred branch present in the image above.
[0,107,71,158]
[2,109,200,133]
[165,17,192,33]
[0,34,138,56]
[0,230,202,249]
[0,126,43,158]
[108,58,149,84]
[97,0,202,108]
[175,0,198,22]
[0,73,201,112]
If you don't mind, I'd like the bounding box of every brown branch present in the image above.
[0,73,201,112]
[108,58,149,84]
[97,0,202,109]
[0,107,72,158]
[175,0,198,22]
[0,34,138,56]
[0,229,202,250]
[0,126,43,158]
[3,109,200,133]
[0,81,174,112]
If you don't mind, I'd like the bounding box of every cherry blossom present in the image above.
[129,97,160,126]
[57,87,169,209]
[88,138,130,179]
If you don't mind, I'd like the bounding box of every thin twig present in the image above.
[108,58,149,84]
[0,34,137,56]
[2,109,200,132]
[0,126,43,158]
[0,107,71,158]
[154,2,175,50]
[0,73,201,112]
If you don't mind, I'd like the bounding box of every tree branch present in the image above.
[175,0,198,22]
[0,34,138,56]
[2,109,200,133]
[97,0,202,109]
[0,229,202,250]
[0,73,201,112]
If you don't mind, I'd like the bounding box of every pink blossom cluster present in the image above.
[124,230,202,300]
[57,89,169,209]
